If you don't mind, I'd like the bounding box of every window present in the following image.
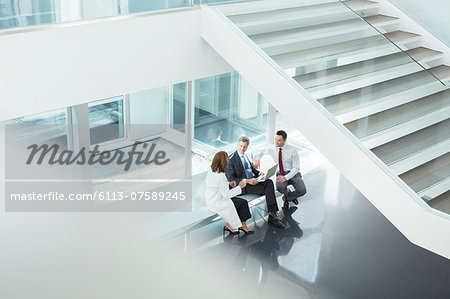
[194,72,269,150]
[5,108,68,148]
[171,82,187,132]
[88,97,125,145]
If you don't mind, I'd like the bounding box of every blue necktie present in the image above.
[242,155,254,179]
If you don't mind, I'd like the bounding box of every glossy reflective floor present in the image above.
[166,159,450,298]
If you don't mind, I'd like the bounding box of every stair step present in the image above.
[400,153,450,200]
[324,73,447,123]
[348,90,450,138]
[429,65,450,84]
[344,0,379,12]
[428,190,450,214]
[251,18,364,45]
[349,90,450,148]
[363,14,400,28]
[229,2,346,24]
[252,18,376,56]
[297,52,412,88]
[420,177,450,202]
[218,0,338,17]
[372,119,450,175]
[229,2,357,35]
[320,71,441,113]
[308,62,421,99]
[312,63,422,99]
[384,30,421,44]
[296,52,425,98]
[406,47,443,62]
[273,34,401,74]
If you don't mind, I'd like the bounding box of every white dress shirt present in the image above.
[255,143,300,181]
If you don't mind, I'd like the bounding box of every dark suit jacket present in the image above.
[226,151,260,193]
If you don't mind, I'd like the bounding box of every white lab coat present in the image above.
[205,169,242,229]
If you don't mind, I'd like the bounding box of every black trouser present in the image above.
[231,197,251,222]
[244,180,278,213]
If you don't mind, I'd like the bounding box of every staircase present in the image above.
[214,0,450,213]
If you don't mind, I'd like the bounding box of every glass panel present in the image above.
[0,0,248,31]
[194,72,268,150]
[171,82,187,132]
[128,0,189,14]
[0,0,55,30]
[3,107,68,148]
[388,0,450,47]
[0,0,18,29]
[88,97,124,145]
[194,0,243,4]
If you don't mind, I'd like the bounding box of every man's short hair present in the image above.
[238,135,250,144]
[276,130,287,140]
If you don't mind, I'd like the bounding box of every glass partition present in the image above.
[193,72,269,151]
[171,82,187,132]
[128,0,190,14]
[2,108,68,148]
[0,0,56,29]
[0,0,247,31]
[88,97,125,145]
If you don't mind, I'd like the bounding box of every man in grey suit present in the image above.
[226,136,285,229]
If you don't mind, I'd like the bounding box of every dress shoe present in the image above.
[268,213,285,229]
[223,226,238,235]
[239,227,255,234]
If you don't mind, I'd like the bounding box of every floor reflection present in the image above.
[233,206,304,271]
[167,159,450,298]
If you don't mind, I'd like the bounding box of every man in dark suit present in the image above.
[226,136,285,229]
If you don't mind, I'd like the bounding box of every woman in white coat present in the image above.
[205,151,254,235]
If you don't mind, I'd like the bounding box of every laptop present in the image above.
[257,164,278,182]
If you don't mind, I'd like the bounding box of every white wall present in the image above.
[0,8,232,122]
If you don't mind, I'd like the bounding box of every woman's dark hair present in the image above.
[211,151,229,173]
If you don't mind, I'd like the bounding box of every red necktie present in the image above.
[279,148,285,176]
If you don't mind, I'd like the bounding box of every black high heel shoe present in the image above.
[224,226,239,235]
[238,227,255,235]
